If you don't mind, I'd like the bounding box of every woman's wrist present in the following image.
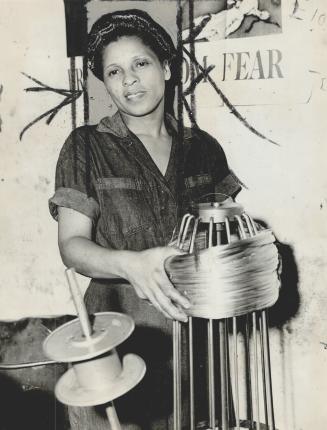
[109,249,140,281]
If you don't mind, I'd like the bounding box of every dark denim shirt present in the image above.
[49,111,241,251]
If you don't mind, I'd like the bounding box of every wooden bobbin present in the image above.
[43,313,146,407]
[43,269,146,408]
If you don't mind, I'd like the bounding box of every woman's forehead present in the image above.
[103,35,157,63]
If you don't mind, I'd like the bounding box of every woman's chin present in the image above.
[119,101,163,118]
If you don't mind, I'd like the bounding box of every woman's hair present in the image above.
[88,9,177,83]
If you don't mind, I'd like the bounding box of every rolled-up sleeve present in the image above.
[208,134,244,199]
[49,128,100,221]
[214,169,244,198]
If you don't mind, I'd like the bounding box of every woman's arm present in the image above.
[58,207,190,322]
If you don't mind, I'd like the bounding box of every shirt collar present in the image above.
[96,111,193,140]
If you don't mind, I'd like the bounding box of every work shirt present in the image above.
[49,111,241,429]
[49,111,241,251]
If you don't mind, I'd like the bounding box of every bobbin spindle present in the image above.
[43,268,146,429]
[65,268,93,341]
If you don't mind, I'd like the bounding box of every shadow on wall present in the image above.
[256,219,300,328]
[0,373,69,430]
[0,317,72,430]
[270,242,300,328]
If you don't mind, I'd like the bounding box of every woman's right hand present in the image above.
[124,247,190,322]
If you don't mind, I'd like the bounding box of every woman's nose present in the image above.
[123,71,138,87]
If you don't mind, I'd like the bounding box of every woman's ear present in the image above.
[163,60,171,81]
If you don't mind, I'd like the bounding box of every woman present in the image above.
[49,8,241,429]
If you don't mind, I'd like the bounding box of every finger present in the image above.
[147,293,172,320]
[133,285,172,319]
[154,288,188,322]
[133,285,147,300]
[160,274,190,309]
[163,284,190,309]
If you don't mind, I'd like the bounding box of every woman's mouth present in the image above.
[125,91,146,101]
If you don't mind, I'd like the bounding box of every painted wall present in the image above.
[0,0,326,428]
[0,0,88,318]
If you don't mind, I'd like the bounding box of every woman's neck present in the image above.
[120,105,168,139]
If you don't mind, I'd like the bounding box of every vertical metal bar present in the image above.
[216,226,228,429]
[247,215,259,235]
[173,320,178,430]
[173,320,182,430]
[188,218,199,430]
[175,222,193,430]
[180,215,195,250]
[262,310,276,430]
[259,313,268,428]
[189,317,195,430]
[189,218,200,254]
[219,320,228,430]
[235,215,246,239]
[224,319,230,426]
[252,312,260,429]
[226,218,240,429]
[233,318,240,430]
[243,214,255,238]
[245,314,254,429]
[207,217,215,429]
[208,319,216,429]
[244,214,259,429]
[177,213,191,248]
[225,217,231,243]
[178,322,182,429]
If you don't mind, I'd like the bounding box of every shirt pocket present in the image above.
[184,173,215,203]
[96,177,151,237]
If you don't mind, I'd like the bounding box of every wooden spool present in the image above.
[43,269,146,416]
[43,312,146,407]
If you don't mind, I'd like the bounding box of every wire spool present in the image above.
[168,200,280,430]
[165,229,280,319]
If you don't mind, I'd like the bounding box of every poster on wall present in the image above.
[182,0,311,109]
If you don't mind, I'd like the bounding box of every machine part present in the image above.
[167,201,278,430]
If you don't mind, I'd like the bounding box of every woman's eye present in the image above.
[108,69,119,77]
[136,60,149,68]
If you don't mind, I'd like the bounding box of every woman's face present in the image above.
[102,36,171,117]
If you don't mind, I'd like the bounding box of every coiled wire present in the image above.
[165,230,279,319]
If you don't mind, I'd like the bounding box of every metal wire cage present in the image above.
[165,199,280,430]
